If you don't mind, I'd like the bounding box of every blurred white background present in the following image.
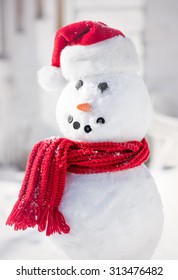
[0,0,178,259]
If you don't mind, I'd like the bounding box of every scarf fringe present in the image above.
[6,200,37,230]
[44,208,70,236]
[6,201,70,235]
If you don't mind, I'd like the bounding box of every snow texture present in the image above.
[56,73,151,142]
[61,36,140,81]
[0,169,61,260]
[52,166,163,259]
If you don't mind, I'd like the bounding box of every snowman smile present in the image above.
[84,125,92,133]
[72,120,92,134]
[73,121,81,130]
[67,115,105,134]
[72,121,92,134]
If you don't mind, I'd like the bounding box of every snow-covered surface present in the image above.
[52,166,163,260]
[56,74,151,142]
[61,34,140,80]
[0,168,61,260]
[151,167,178,259]
[0,166,177,260]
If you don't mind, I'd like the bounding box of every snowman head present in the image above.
[38,21,152,142]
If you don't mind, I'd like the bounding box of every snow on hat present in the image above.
[38,20,140,91]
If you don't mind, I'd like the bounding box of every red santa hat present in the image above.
[38,20,140,91]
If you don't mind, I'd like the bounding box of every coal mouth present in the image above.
[68,115,105,134]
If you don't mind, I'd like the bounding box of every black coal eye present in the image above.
[98,82,108,92]
[76,80,83,89]
[96,117,105,124]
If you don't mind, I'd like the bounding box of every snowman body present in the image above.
[50,73,164,259]
[52,166,163,259]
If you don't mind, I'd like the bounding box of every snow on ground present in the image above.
[151,167,178,259]
[0,167,178,260]
[0,168,63,260]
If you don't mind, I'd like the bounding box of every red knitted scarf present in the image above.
[6,137,149,236]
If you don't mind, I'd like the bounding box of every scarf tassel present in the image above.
[6,201,70,236]
[6,200,37,230]
[38,207,70,236]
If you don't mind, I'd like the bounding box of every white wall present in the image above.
[145,0,178,118]
[0,0,60,168]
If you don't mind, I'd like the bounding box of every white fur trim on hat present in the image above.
[61,36,140,81]
[37,66,66,92]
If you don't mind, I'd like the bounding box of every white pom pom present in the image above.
[37,66,67,92]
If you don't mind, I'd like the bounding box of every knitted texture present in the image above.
[6,137,149,236]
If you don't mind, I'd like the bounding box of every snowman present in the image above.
[7,21,164,259]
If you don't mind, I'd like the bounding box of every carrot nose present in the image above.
[77,103,92,112]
